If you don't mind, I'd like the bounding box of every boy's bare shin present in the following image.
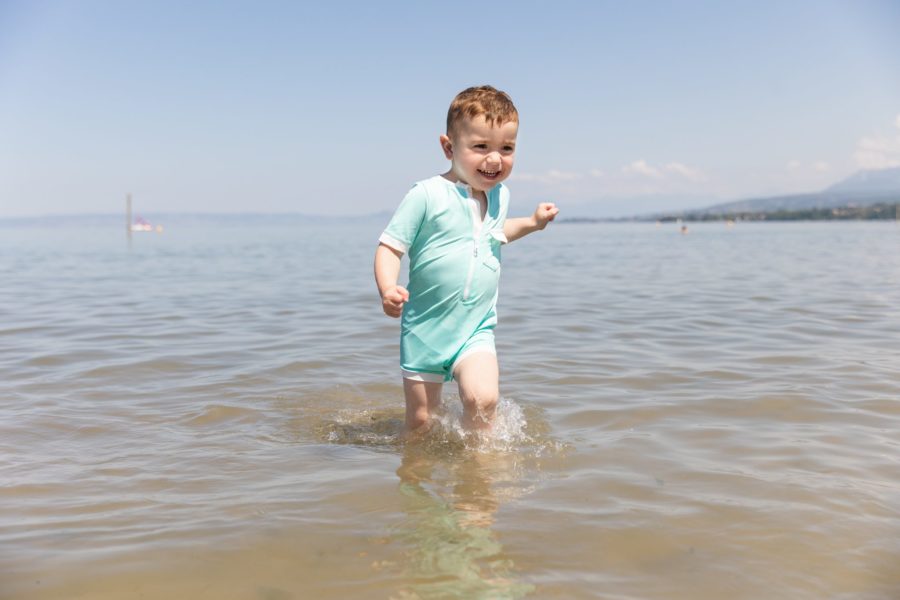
[403,379,442,434]
[453,352,499,430]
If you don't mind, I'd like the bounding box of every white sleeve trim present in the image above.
[378,232,408,254]
[490,229,508,244]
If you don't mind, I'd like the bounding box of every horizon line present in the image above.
[0,210,394,221]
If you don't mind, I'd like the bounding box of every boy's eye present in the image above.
[473,144,488,150]
[503,145,515,152]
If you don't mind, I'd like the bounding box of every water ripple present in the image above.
[1,220,899,599]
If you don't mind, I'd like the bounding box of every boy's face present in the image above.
[440,115,518,193]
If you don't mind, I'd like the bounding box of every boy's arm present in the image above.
[374,243,409,318]
[503,202,559,243]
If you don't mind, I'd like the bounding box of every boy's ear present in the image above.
[439,134,453,159]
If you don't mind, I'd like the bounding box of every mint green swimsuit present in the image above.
[379,175,509,382]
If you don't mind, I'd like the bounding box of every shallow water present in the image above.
[1,216,899,599]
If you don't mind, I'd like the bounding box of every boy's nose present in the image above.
[486,151,501,164]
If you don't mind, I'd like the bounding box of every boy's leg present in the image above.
[403,378,443,434]
[452,351,499,430]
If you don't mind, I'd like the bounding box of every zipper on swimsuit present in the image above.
[462,191,484,301]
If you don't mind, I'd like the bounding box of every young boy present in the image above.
[374,85,558,433]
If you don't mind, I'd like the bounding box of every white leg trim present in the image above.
[401,369,445,383]
[450,346,497,379]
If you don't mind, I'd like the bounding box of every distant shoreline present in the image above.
[652,202,900,223]
[560,201,900,223]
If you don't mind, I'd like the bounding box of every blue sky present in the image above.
[1,0,899,218]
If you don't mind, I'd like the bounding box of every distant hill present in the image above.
[825,166,900,194]
[679,167,900,218]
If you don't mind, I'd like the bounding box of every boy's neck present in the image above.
[441,170,488,202]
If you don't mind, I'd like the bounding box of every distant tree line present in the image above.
[660,201,900,222]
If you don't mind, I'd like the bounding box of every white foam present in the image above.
[320,396,563,456]
[431,396,532,452]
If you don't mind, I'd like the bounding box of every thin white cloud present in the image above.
[787,160,829,173]
[512,169,582,184]
[514,159,714,199]
[664,162,707,182]
[854,114,900,170]
[622,159,662,179]
[621,159,706,182]
[547,169,581,181]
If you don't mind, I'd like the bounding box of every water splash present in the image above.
[318,395,562,457]
[430,396,534,453]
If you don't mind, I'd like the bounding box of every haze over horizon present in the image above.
[2,0,899,219]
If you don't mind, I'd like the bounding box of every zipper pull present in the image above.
[473,245,478,257]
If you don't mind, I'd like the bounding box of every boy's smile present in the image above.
[440,115,518,196]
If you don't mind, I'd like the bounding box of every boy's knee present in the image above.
[462,388,498,412]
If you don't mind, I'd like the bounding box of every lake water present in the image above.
[1,216,899,599]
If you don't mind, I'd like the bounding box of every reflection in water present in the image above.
[392,442,536,599]
[315,395,557,598]
[311,394,555,599]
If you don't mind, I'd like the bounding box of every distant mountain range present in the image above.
[668,166,900,218]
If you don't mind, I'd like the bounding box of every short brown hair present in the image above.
[446,85,518,138]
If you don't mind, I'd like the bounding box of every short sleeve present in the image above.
[498,184,510,224]
[379,184,427,254]
[487,184,510,243]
